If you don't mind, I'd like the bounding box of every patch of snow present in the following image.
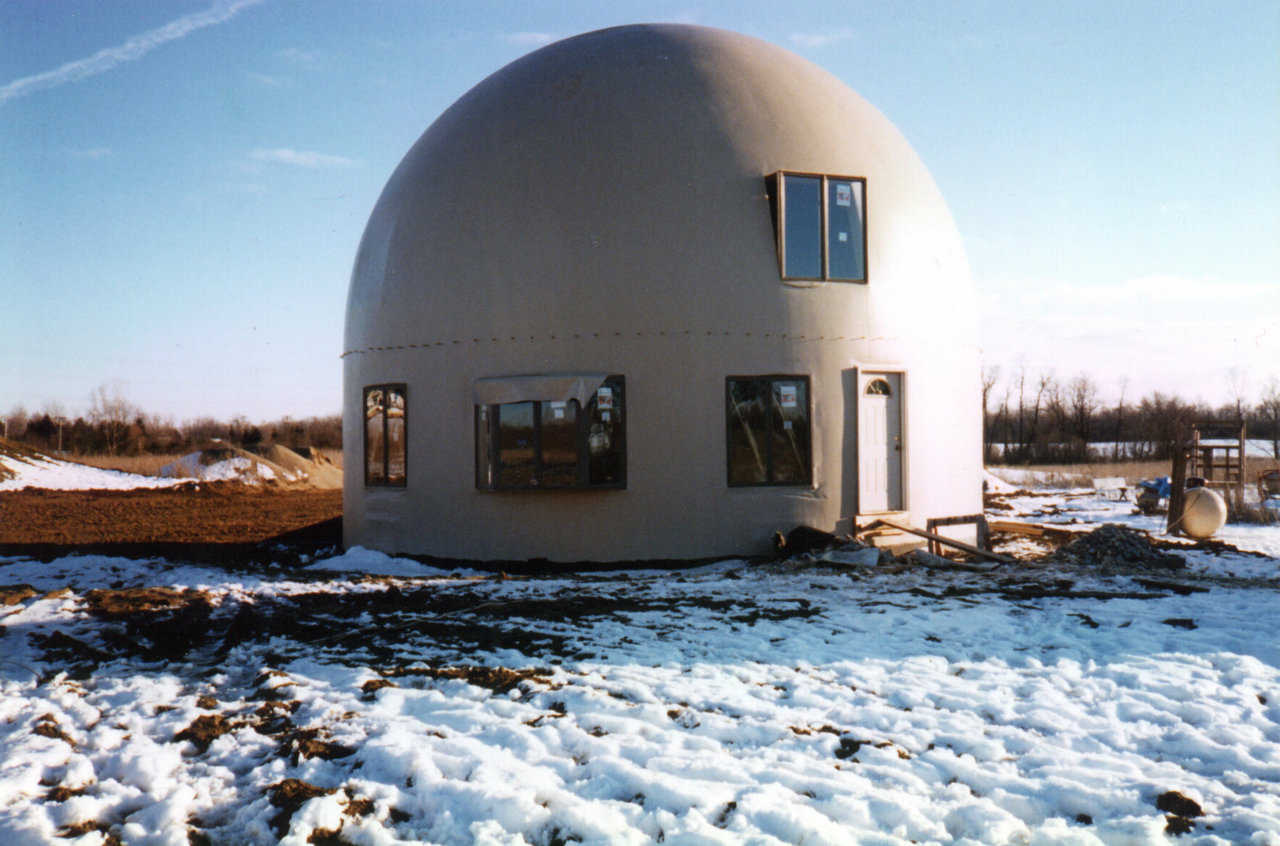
[983,469,1016,493]
[309,546,483,578]
[160,451,302,484]
[0,454,184,492]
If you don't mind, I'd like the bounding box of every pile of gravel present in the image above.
[1051,523,1186,571]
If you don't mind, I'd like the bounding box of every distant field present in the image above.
[992,456,1280,488]
[72,447,345,476]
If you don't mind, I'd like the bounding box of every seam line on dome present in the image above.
[338,332,918,358]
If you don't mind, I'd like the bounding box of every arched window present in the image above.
[866,378,892,396]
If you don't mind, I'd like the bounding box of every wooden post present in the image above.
[1167,429,1187,536]
[1235,422,1247,513]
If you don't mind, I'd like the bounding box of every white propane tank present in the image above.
[1180,486,1227,539]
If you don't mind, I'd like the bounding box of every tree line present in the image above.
[983,368,1280,465]
[6,376,1280,465]
[2,386,341,457]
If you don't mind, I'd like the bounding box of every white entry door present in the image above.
[859,372,903,512]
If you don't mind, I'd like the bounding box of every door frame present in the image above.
[854,366,907,516]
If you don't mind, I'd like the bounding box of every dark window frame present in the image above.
[475,375,627,491]
[363,383,407,488]
[725,374,813,487]
[769,171,868,283]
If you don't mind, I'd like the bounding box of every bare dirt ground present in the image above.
[0,484,341,546]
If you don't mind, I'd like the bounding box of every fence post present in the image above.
[1167,427,1187,536]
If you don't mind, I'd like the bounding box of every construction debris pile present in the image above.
[1049,524,1186,571]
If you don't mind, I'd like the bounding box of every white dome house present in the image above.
[343,24,981,562]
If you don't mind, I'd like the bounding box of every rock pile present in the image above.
[1051,524,1185,571]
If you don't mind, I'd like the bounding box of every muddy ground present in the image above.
[0,485,341,546]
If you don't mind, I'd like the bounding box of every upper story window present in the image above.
[770,172,867,283]
[364,384,407,486]
[475,374,625,490]
[726,375,812,486]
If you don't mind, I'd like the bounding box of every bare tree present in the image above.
[1014,365,1027,460]
[1260,377,1280,459]
[1227,367,1249,423]
[981,365,1000,463]
[89,384,138,456]
[4,404,29,440]
[1028,371,1055,462]
[1068,374,1098,458]
[1111,377,1128,461]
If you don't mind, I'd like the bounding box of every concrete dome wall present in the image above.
[344,24,981,561]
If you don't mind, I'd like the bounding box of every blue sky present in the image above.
[3,0,1277,421]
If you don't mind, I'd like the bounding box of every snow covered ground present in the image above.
[985,474,1280,563]
[0,453,185,492]
[0,488,1278,844]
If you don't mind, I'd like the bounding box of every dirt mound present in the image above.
[253,444,342,489]
[161,444,296,485]
[160,443,342,489]
[1050,524,1185,571]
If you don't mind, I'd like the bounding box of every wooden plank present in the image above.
[985,520,1044,537]
[1167,433,1188,536]
[864,518,1016,565]
[986,520,1086,543]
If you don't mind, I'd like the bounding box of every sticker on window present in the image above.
[838,231,848,242]
[835,183,852,207]
[597,387,614,410]
[551,401,566,420]
[780,385,798,408]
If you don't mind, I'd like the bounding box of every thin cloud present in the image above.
[0,0,266,106]
[250,148,358,168]
[502,32,556,47]
[276,47,321,66]
[245,70,284,87]
[788,28,854,49]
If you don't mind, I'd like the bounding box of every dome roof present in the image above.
[346,23,969,356]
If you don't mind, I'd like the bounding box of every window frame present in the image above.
[363,383,407,488]
[769,171,868,283]
[725,374,813,487]
[475,375,627,491]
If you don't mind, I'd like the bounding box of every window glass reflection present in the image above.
[783,175,822,278]
[498,402,535,487]
[539,400,579,487]
[386,388,406,484]
[827,179,865,280]
[365,389,385,484]
[727,376,811,485]
[769,380,810,483]
[476,376,626,490]
[364,385,406,487]
[727,380,768,484]
[588,380,625,485]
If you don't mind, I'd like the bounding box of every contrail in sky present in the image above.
[0,0,266,106]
